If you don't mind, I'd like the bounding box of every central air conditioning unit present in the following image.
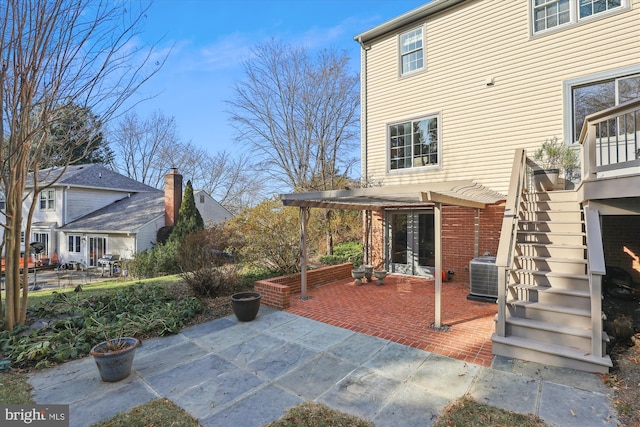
[468,256,498,302]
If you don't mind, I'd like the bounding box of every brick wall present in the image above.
[369,202,505,284]
[443,203,504,283]
[602,215,640,283]
[255,263,353,309]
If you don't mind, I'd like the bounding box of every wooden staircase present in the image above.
[492,189,612,373]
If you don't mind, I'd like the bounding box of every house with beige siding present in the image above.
[282,0,640,372]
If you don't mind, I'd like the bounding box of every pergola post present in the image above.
[300,206,309,299]
[434,202,442,328]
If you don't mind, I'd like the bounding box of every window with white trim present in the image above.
[39,189,55,211]
[0,193,5,210]
[532,0,626,34]
[399,27,424,76]
[33,233,49,256]
[571,73,640,141]
[68,235,81,254]
[389,115,439,170]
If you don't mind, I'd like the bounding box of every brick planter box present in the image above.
[255,263,353,309]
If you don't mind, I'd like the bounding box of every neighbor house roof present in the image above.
[354,0,465,44]
[28,164,157,193]
[60,191,164,234]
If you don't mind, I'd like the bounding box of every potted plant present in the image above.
[351,268,365,285]
[532,137,579,191]
[230,292,262,321]
[90,335,139,382]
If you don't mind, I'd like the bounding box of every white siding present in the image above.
[66,188,131,223]
[195,191,232,225]
[363,0,640,194]
[137,218,164,252]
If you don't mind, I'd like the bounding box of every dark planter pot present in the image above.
[90,337,139,382]
[533,168,559,191]
[231,292,262,322]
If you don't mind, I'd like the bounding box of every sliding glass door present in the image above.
[387,210,435,277]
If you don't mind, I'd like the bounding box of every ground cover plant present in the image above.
[0,281,204,369]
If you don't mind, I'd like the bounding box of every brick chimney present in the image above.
[164,168,183,226]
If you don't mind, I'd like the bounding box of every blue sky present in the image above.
[127,0,428,157]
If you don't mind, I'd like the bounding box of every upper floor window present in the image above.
[399,27,424,76]
[0,193,5,210]
[40,189,55,211]
[532,0,626,34]
[389,115,439,171]
[572,73,640,141]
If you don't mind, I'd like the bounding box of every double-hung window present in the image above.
[389,115,439,171]
[0,193,5,210]
[571,73,640,142]
[532,0,626,34]
[68,235,82,254]
[399,27,424,76]
[39,189,55,211]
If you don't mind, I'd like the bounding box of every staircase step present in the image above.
[520,210,583,222]
[507,299,591,328]
[508,284,591,309]
[500,315,605,354]
[512,269,588,289]
[522,190,578,202]
[517,231,585,245]
[514,256,587,274]
[518,220,584,233]
[491,334,612,373]
[516,243,586,259]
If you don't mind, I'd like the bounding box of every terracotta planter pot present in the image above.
[90,337,139,382]
[231,292,262,321]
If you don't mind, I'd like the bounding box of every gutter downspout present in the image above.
[357,37,370,265]
[357,36,368,183]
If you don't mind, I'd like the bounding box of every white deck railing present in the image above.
[578,98,640,181]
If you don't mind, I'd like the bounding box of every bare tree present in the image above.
[0,0,164,331]
[227,39,360,193]
[110,110,180,188]
[110,110,262,213]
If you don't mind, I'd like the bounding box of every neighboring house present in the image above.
[282,0,640,372]
[194,190,232,225]
[1,165,195,268]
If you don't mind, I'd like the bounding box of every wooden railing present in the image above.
[584,207,606,358]
[578,98,640,181]
[495,148,528,336]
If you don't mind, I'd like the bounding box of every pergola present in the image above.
[280,180,505,328]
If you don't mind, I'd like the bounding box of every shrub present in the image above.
[177,227,243,297]
[128,241,181,279]
[319,241,362,267]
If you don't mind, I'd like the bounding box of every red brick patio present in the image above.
[286,274,497,367]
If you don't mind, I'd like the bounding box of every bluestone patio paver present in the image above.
[276,353,358,399]
[319,366,402,420]
[468,368,540,414]
[372,382,449,427]
[26,309,618,427]
[198,383,304,427]
[538,382,618,427]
